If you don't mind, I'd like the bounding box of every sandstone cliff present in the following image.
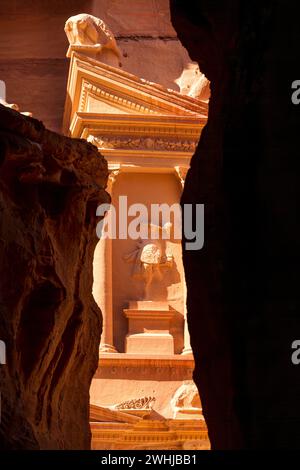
[0,104,109,449]
[171,0,300,449]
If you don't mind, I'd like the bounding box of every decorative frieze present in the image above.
[90,135,197,152]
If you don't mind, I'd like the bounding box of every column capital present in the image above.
[107,167,121,193]
[174,165,188,188]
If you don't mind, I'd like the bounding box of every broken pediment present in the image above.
[90,403,142,424]
[90,397,156,423]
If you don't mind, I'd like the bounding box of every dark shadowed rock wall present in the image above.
[0,104,109,449]
[171,0,300,449]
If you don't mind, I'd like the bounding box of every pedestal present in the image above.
[124,301,174,355]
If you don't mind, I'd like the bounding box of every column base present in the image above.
[99,343,118,354]
[181,347,193,356]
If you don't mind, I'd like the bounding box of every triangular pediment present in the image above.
[90,403,142,424]
[63,52,208,135]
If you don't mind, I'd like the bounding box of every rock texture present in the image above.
[171,0,300,449]
[0,104,109,449]
[0,0,203,132]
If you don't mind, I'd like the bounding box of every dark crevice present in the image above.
[171,0,299,450]
[17,281,65,381]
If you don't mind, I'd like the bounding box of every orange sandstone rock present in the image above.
[0,104,109,449]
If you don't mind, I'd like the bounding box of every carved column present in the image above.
[93,170,119,353]
[181,279,193,355]
[175,166,193,356]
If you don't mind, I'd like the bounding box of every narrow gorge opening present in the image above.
[1,0,214,450]
[59,2,212,451]
[1,0,299,452]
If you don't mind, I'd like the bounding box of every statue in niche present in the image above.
[123,222,174,301]
[64,13,122,66]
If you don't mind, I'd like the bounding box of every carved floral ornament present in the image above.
[89,135,197,152]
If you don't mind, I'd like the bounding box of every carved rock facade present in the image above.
[62,12,210,451]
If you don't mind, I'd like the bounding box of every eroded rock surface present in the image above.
[0,104,109,449]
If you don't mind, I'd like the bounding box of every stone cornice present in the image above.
[97,353,195,369]
[69,112,203,170]
[71,112,204,139]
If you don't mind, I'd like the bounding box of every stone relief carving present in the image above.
[171,381,202,418]
[91,135,197,152]
[175,63,210,102]
[114,396,156,410]
[123,223,173,301]
[65,13,122,64]
[188,74,210,101]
